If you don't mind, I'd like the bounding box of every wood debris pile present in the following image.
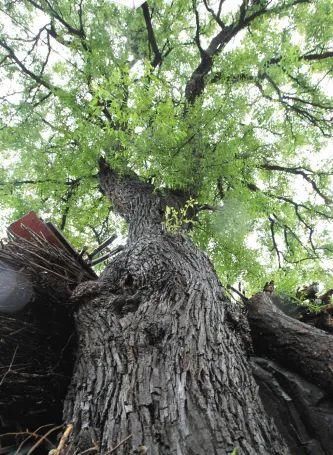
[0,231,96,306]
[0,232,92,432]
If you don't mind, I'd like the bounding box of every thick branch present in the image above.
[269,49,333,66]
[0,178,83,187]
[269,216,282,268]
[185,0,310,103]
[248,292,333,396]
[98,158,193,241]
[211,48,333,87]
[141,2,162,68]
[60,179,81,230]
[185,24,235,103]
[98,157,164,241]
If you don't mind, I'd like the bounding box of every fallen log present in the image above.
[247,292,333,396]
[248,292,333,455]
[251,356,333,455]
[297,303,333,334]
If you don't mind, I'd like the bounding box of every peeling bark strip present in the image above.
[63,161,288,454]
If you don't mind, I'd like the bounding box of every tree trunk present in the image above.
[62,161,288,454]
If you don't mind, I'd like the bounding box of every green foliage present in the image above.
[164,198,198,233]
[0,0,333,291]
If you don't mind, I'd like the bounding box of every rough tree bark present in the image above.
[62,160,288,454]
[248,293,333,455]
[248,293,333,395]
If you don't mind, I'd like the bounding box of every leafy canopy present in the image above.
[0,0,333,293]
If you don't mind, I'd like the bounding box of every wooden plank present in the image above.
[8,212,97,278]
[8,211,63,247]
[47,222,97,278]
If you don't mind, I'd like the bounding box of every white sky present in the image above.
[109,0,146,7]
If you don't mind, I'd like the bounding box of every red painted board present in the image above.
[8,211,98,278]
[8,211,63,248]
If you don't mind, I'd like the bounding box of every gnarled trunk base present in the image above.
[64,235,287,454]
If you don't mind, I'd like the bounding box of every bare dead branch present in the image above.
[106,434,132,454]
[52,423,73,455]
[0,346,18,387]
[27,425,64,454]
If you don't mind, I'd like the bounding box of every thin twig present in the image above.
[14,424,56,455]
[106,434,132,454]
[27,425,64,454]
[53,423,73,455]
[0,345,18,386]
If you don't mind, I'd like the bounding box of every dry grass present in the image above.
[0,231,96,305]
